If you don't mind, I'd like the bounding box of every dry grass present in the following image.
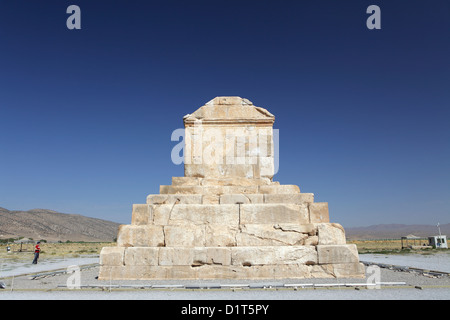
[0,242,116,261]
[348,239,441,254]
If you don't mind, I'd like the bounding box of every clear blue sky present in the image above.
[0,1,449,227]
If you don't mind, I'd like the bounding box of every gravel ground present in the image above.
[1,254,449,300]
[360,252,450,273]
[1,264,449,300]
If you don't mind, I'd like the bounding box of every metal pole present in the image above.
[437,223,442,248]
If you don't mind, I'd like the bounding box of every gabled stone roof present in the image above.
[183,97,275,125]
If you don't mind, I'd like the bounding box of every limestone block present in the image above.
[219,194,264,204]
[236,224,308,246]
[202,194,220,204]
[160,185,204,194]
[159,185,261,195]
[164,225,206,247]
[99,247,125,266]
[131,204,152,225]
[316,223,346,245]
[151,204,172,225]
[315,263,365,278]
[304,235,319,246]
[186,247,233,266]
[98,266,124,280]
[273,223,316,235]
[216,96,245,105]
[147,194,202,205]
[117,225,165,247]
[99,262,364,280]
[258,156,274,178]
[206,247,232,265]
[121,265,169,280]
[165,266,201,279]
[166,204,239,226]
[171,177,200,186]
[317,244,359,264]
[201,178,272,186]
[259,185,300,194]
[185,164,256,180]
[205,224,238,247]
[264,193,314,204]
[124,247,158,266]
[309,202,329,223]
[231,246,317,266]
[159,248,194,266]
[240,204,309,224]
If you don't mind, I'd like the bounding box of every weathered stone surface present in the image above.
[316,223,346,245]
[124,247,158,266]
[205,224,238,247]
[147,194,202,205]
[259,185,300,194]
[219,194,264,204]
[98,262,365,280]
[116,225,165,247]
[201,178,273,186]
[99,264,317,280]
[240,204,309,224]
[160,185,261,195]
[164,225,205,247]
[170,204,239,226]
[158,247,232,267]
[264,193,314,204]
[152,204,239,226]
[231,246,317,266]
[206,247,232,265]
[309,202,329,223]
[273,223,316,235]
[236,224,308,246]
[131,204,151,225]
[159,248,194,266]
[202,194,220,204]
[171,177,200,186]
[314,263,366,278]
[317,244,359,264]
[99,247,125,266]
[304,235,319,246]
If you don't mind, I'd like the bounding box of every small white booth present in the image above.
[428,235,448,249]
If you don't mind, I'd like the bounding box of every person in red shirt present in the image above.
[32,241,41,264]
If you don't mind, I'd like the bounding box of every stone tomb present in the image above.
[99,97,365,279]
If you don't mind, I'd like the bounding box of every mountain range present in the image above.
[0,207,121,242]
[344,223,450,240]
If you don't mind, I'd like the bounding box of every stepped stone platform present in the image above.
[99,97,365,280]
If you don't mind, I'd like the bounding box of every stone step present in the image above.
[152,203,309,225]
[218,193,315,204]
[101,245,319,267]
[171,176,279,187]
[146,194,203,205]
[101,245,361,271]
[98,262,366,280]
[159,184,300,195]
[132,202,329,227]
[317,244,360,264]
[146,193,314,205]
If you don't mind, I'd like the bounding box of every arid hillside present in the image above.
[0,207,121,242]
